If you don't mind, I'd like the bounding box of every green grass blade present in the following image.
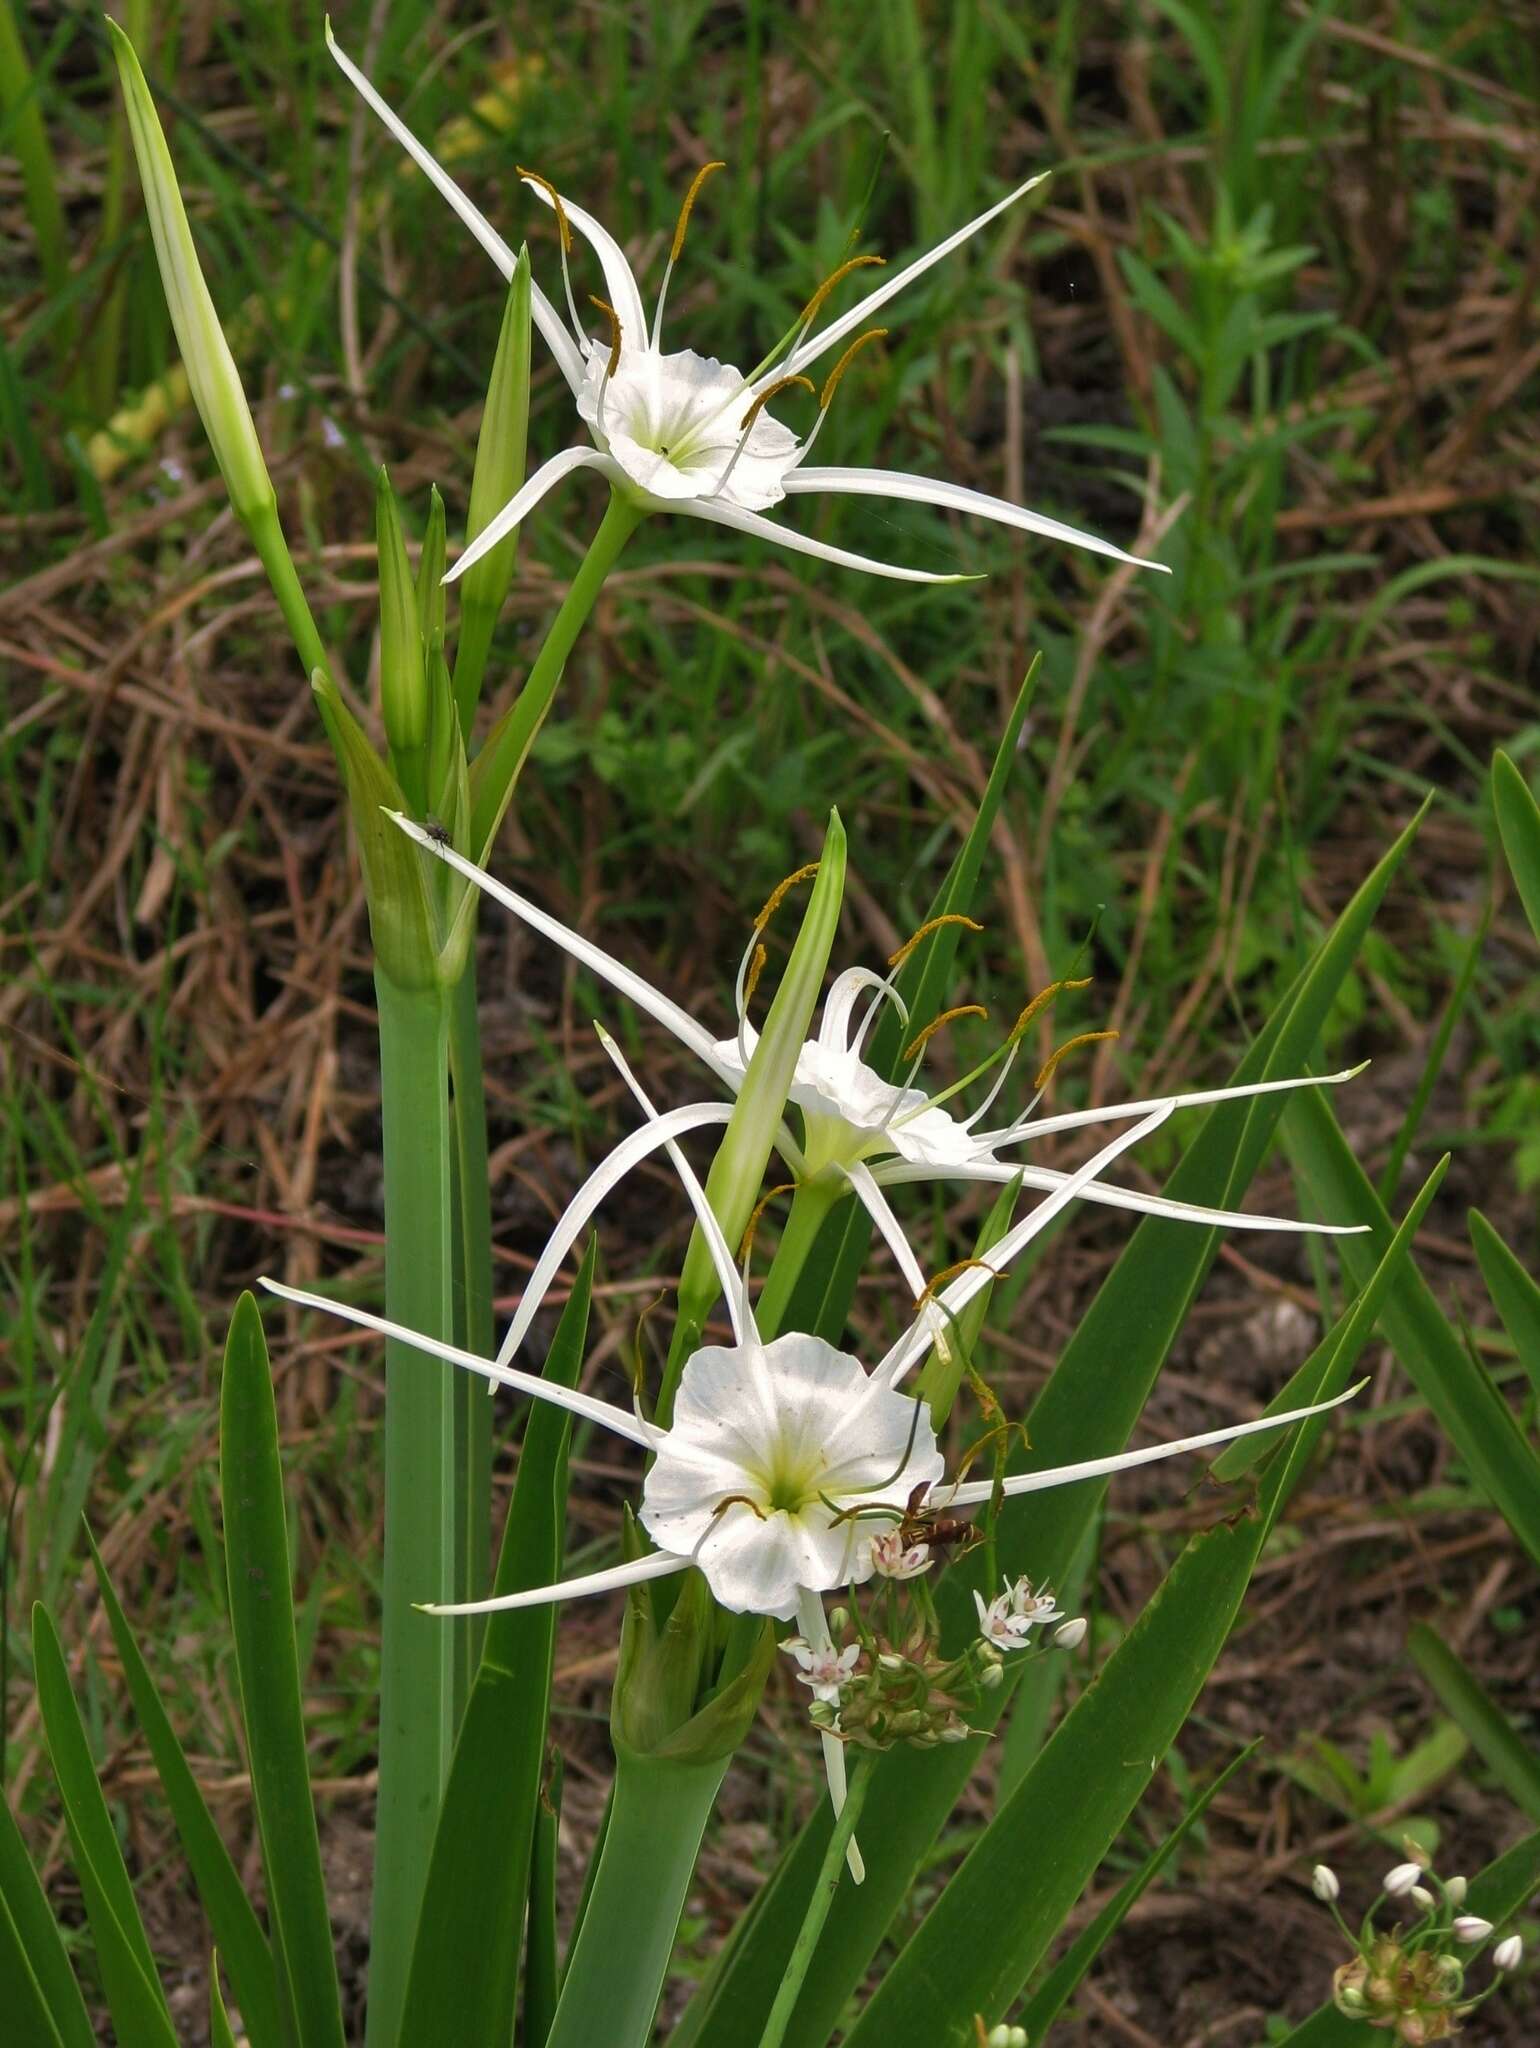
[524,1749,564,2048]
[1493,749,1540,943]
[399,1246,595,2047]
[0,0,70,305]
[1271,1828,1540,2046]
[83,1524,287,2048]
[1285,1089,1540,1568]
[0,1797,93,2048]
[841,1169,1422,2048]
[210,1957,240,2048]
[221,1293,346,2048]
[1017,1741,1260,2038]
[1469,1208,1540,1407]
[679,804,1425,2048]
[1407,1622,1540,1823]
[31,1605,178,2044]
[0,1892,66,2048]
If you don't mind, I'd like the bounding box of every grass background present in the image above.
[3,1,1539,2039]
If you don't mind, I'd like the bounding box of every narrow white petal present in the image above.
[521,176,648,357]
[872,1157,1366,1236]
[258,1275,652,1446]
[843,1161,929,1299]
[785,171,1049,380]
[671,494,977,584]
[877,1102,1175,1386]
[992,1065,1368,1144]
[421,1548,688,1616]
[782,466,1164,573]
[595,1029,759,1347]
[391,813,733,1078]
[945,1381,1365,1506]
[488,1103,735,1372]
[324,25,585,393]
[797,1588,864,1883]
[444,445,613,584]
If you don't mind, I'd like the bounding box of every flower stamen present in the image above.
[902,1003,988,1065]
[1034,1029,1118,1093]
[588,294,623,432]
[738,1181,799,1266]
[518,166,588,347]
[711,373,814,499]
[797,327,888,463]
[652,158,727,348]
[887,912,985,972]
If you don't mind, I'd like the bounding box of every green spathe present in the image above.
[613,1560,776,1767]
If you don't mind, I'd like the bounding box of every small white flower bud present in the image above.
[978,1661,1004,1689]
[1311,1865,1340,1902]
[1052,1616,1087,1650]
[1409,1885,1435,1911]
[828,1607,850,1636]
[878,1653,906,1671]
[1384,1862,1423,1896]
[1444,1874,1467,1906]
[939,1722,969,1743]
[1493,1934,1523,1971]
[984,2028,1027,2048]
[1453,1914,1493,1943]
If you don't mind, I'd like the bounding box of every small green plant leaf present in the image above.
[1408,1623,1540,1823]
[1469,1208,1540,1408]
[0,1796,94,2048]
[1493,749,1540,944]
[220,1293,346,2048]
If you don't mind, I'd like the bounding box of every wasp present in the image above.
[891,1482,983,1556]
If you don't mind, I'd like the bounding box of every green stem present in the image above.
[468,491,642,857]
[756,1754,874,2048]
[369,972,457,2048]
[447,959,494,1690]
[247,504,331,684]
[755,1176,840,1341]
[546,1752,727,2048]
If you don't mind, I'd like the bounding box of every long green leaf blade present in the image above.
[85,1525,287,2048]
[0,1888,66,2048]
[0,1795,95,2048]
[1469,1208,1540,1407]
[399,1247,595,2046]
[1493,749,1540,943]
[1407,1622,1540,1823]
[222,1293,346,2048]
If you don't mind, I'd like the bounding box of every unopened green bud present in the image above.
[453,248,532,726]
[828,1606,850,1636]
[376,469,429,764]
[109,24,275,529]
[613,1566,774,1766]
[417,486,447,659]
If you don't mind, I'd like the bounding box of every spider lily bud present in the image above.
[454,248,533,726]
[611,1562,775,1767]
[1453,1916,1493,1944]
[1494,1934,1523,1971]
[1312,1865,1340,1903]
[376,469,430,773]
[108,24,277,531]
[1053,1616,1087,1650]
[1385,1863,1423,1897]
[1410,1886,1435,1912]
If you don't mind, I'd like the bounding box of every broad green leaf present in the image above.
[1272,1828,1540,2045]
[1285,1091,1540,1568]
[676,802,1424,2048]
[524,1749,564,2048]
[1469,1208,1540,1408]
[210,1957,240,2048]
[0,1795,94,2048]
[399,1247,594,2047]
[85,1524,286,2048]
[0,1888,66,2048]
[31,1605,178,2046]
[1493,749,1540,944]
[1407,1623,1540,1823]
[1017,1741,1260,2038]
[220,1293,346,2048]
[843,1158,1424,2048]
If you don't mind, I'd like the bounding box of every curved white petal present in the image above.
[817,968,900,1057]
[521,176,647,358]
[596,1029,758,1347]
[444,445,614,584]
[782,466,1163,574]
[843,1161,929,1299]
[877,1102,1174,1387]
[258,1275,653,1445]
[324,25,585,394]
[784,171,1049,380]
[797,1587,865,1884]
[391,813,733,1078]
[992,1065,1368,1144]
[870,1156,1366,1236]
[421,1548,688,1617]
[944,1380,1365,1506]
[669,493,978,585]
[485,1102,735,1372]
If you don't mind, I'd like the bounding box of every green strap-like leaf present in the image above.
[0,1794,94,2048]
[31,1605,178,2045]
[1272,1828,1540,2045]
[1469,1208,1540,1408]
[398,1247,594,2046]
[1407,1622,1540,1822]
[220,1293,346,2048]
[1493,749,1540,944]
[524,1749,564,2048]
[842,1163,1432,2048]
[209,1955,240,2048]
[84,1524,287,2048]
[676,802,1424,2048]
[1285,1090,1540,1568]
[0,1886,66,2048]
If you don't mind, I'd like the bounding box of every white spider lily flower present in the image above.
[260,1051,1361,1872]
[867,1529,932,1580]
[392,813,1366,1371]
[327,26,1166,587]
[781,1636,861,1704]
